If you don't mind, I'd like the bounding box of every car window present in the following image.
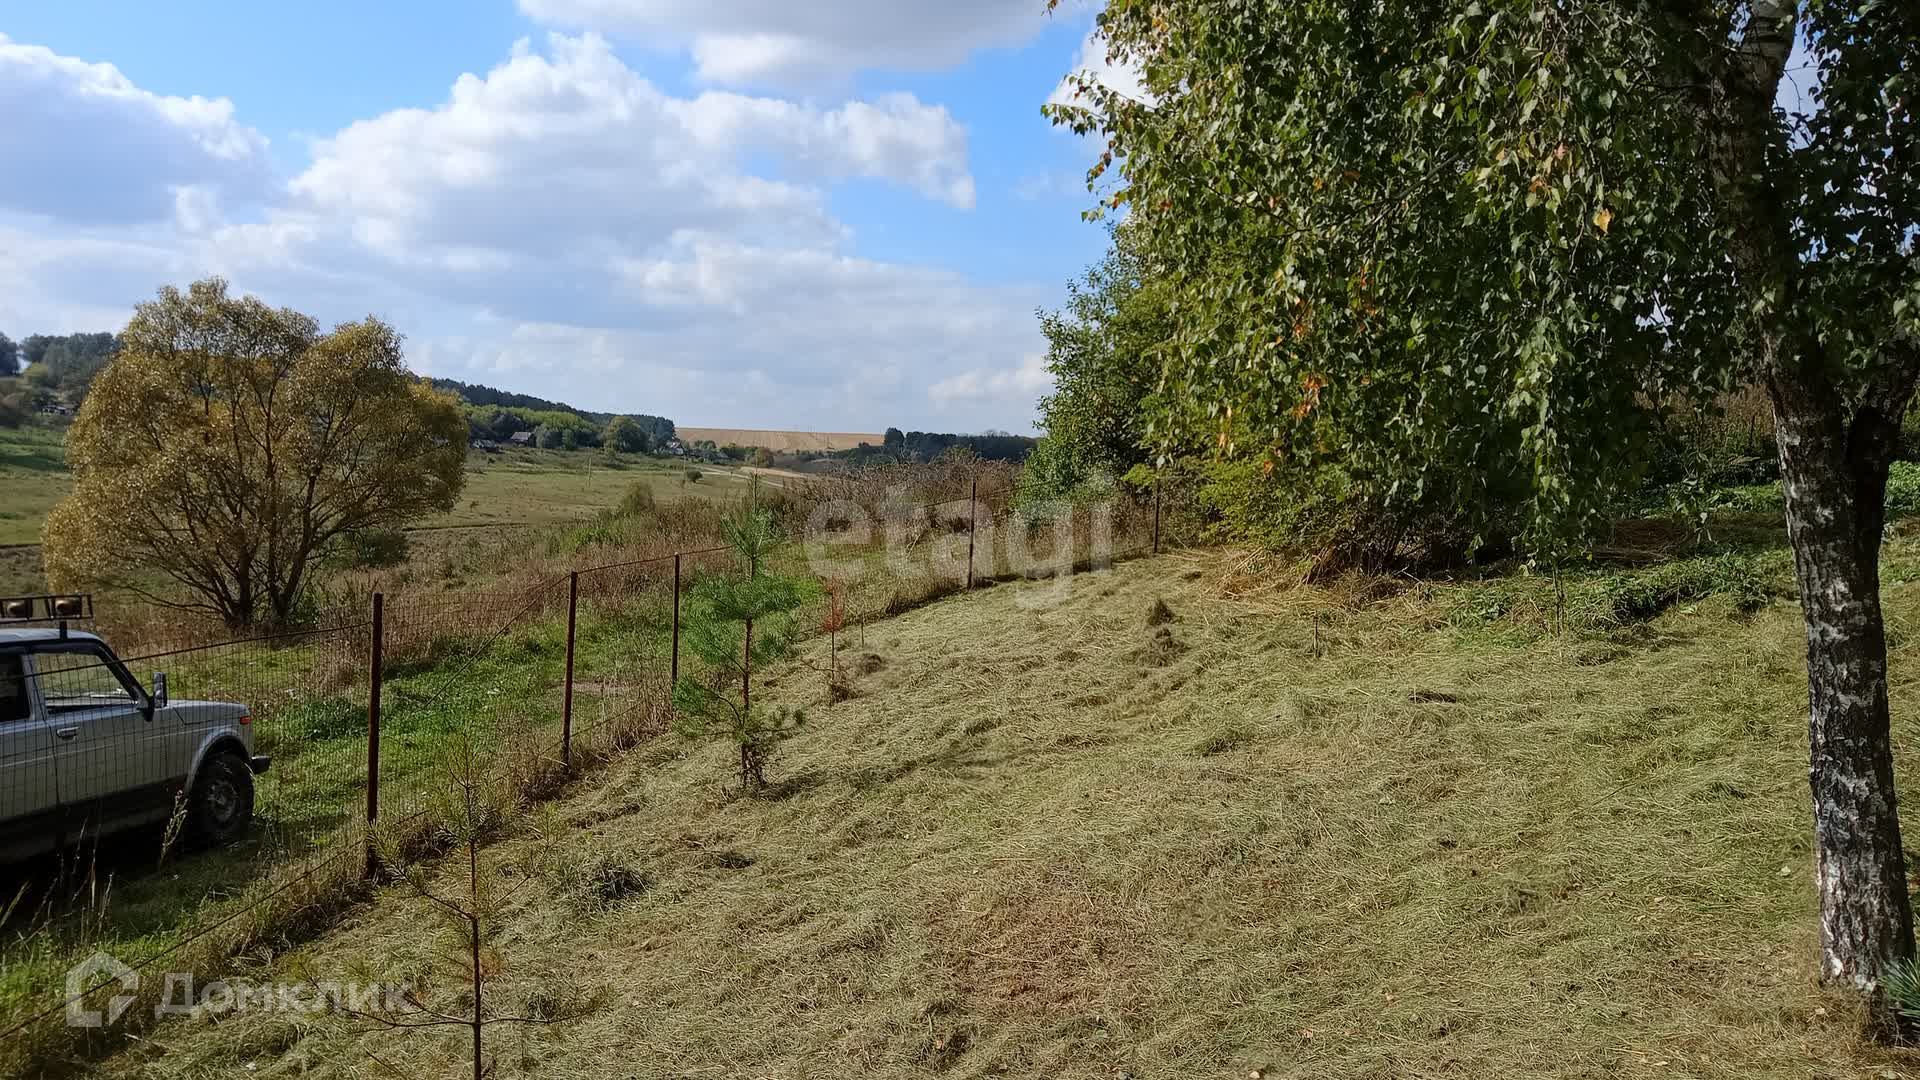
[0,655,29,723]
[33,649,139,710]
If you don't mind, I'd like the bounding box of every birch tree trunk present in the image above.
[1772,367,1917,1030]
[1705,0,1920,1028]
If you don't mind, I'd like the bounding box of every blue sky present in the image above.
[0,1,1129,432]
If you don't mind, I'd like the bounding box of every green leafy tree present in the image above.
[534,424,562,450]
[671,504,811,791]
[21,332,118,402]
[0,333,17,378]
[1055,0,1919,1021]
[603,415,648,453]
[44,278,467,627]
[1035,224,1172,487]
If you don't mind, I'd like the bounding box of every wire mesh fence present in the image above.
[0,468,1185,1065]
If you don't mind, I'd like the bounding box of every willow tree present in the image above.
[45,279,467,627]
[1054,0,1918,1023]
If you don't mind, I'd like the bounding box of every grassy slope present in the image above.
[93,551,1920,1079]
[426,451,765,530]
[0,427,69,546]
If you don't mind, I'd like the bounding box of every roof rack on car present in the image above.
[0,594,93,638]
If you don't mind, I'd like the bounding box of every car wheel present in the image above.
[188,752,255,847]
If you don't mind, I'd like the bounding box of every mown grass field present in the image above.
[80,539,1920,1079]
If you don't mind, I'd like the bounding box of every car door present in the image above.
[0,650,58,841]
[29,644,170,837]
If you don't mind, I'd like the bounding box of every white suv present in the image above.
[0,627,268,862]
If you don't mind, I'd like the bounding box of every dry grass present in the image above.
[677,428,884,452]
[65,548,1920,1078]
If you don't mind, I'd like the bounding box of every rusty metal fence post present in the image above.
[365,591,384,877]
[561,571,578,768]
[671,553,682,685]
[966,477,978,589]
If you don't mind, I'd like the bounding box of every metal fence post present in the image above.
[561,571,578,768]
[1152,479,1162,555]
[671,553,682,685]
[366,591,383,877]
[966,477,978,589]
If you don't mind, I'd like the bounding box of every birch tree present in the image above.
[1054,0,1918,1025]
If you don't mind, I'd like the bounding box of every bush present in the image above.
[1191,457,1515,578]
[685,468,703,483]
[337,527,411,569]
[1596,553,1772,622]
[619,482,657,517]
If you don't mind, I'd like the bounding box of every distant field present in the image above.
[0,426,70,546]
[428,449,765,530]
[0,442,771,596]
[678,427,883,452]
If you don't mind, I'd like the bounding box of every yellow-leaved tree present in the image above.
[44,278,467,628]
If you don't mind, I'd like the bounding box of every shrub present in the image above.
[337,527,411,569]
[1192,457,1515,579]
[685,468,703,483]
[619,482,657,517]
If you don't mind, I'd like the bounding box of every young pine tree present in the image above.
[671,504,811,791]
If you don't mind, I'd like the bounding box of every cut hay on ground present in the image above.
[87,552,1920,1079]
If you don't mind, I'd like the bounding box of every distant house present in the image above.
[665,438,686,456]
[38,404,72,417]
[472,439,501,453]
[508,431,533,446]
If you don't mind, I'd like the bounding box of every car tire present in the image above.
[187,751,255,847]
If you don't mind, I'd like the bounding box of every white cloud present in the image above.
[288,34,973,266]
[0,33,271,225]
[517,0,1048,87]
[0,33,1052,433]
[928,354,1053,413]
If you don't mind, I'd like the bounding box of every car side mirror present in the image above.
[151,672,168,711]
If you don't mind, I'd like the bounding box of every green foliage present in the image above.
[685,468,703,484]
[1599,553,1774,622]
[1446,550,1784,636]
[1186,453,1520,576]
[1034,224,1169,483]
[1050,0,1917,558]
[0,333,16,379]
[1886,959,1920,1028]
[0,380,26,429]
[603,415,649,453]
[1702,462,1920,522]
[670,505,814,791]
[20,332,117,402]
[334,527,412,570]
[833,429,1036,465]
[44,278,467,628]
[464,405,600,447]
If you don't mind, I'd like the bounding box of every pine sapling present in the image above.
[671,504,813,791]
